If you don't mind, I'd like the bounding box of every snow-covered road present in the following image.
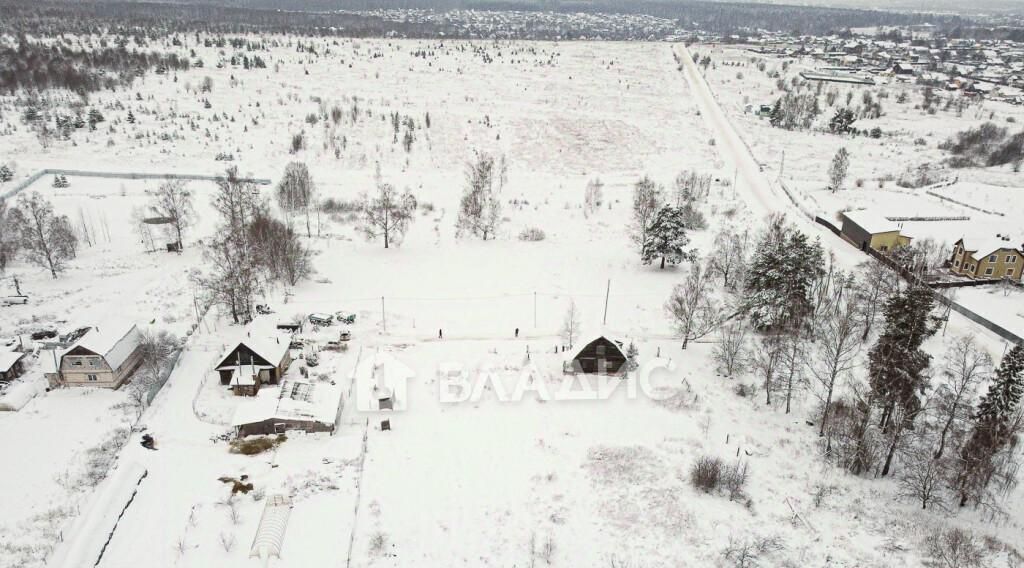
[675,44,866,268]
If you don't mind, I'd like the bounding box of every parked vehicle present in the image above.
[308,313,333,326]
[339,331,352,342]
[335,312,356,325]
[289,337,306,350]
[30,329,58,341]
[305,352,320,367]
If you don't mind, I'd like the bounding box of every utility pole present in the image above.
[381,296,386,333]
[779,150,785,179]
[602,279,611,326]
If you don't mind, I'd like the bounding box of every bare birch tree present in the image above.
[808,288,862,436]
[149,180,196,250]
[713,319,749,377]
[8,191,77,278]
[665,261,721,349]
[561,300,580,349]
[933,335,990,459]
[630,176,663,250]
[457,152,505,240]
[854,259,898,341]
[710,226,750,290]
[359,169,417,248]
[752,333,784,406]
[275,161,316,237]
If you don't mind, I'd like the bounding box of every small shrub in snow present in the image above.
[369,532,388,556]
[291,132,305,153]
[810,483,836,508]
[733,383,755,398]
[924,527,985,568]
[689,455,723,493]
[721,534,784,568]
[721,460,750,501]
[518,227,546,241]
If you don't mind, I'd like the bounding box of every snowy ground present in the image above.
[0,36,1021,568]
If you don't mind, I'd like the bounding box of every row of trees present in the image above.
[194,167,312,324]
[631,175,709,270]
[662,213,1022,515]
[0,38,190,95]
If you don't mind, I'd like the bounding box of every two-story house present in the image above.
[949,236,1023,281]
[53,323,145,388]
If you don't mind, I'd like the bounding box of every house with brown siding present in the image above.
[949,236,1023,281]
[216,335,292,396]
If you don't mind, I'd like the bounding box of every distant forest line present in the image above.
[0,0,1018,39]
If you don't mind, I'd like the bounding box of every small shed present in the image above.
[840,210,912,253]
[0,351,26,382]
[231,378,343,437]
[567,336,628,375]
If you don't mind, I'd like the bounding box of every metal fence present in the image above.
[2,168,271,200]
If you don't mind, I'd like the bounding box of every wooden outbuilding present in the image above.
[567,336,628,375]
[216,336,292,396]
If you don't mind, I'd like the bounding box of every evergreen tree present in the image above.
[957,344,1024,506]
[867,286,940,476]
[0,164,13,183]
[829,108,856,134]
[744,217,825,330]
[88,108,104,130]
[769,98,783,128]
[641,206,693,269]
[828,147,850,192]
[127,110,136,124]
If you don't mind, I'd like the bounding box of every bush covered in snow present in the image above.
[518,227,546,241]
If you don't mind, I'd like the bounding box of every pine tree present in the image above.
[829,108,856,134]
[641,206,693,269]
[88,108,104,130]
[127,110,136,124]
[769,98,783,128]
[0,164,13,183]
[867,286,939,476]
[957,344,1024,505]
[744,217,825,330]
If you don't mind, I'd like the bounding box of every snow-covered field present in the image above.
[0,36,1022,568]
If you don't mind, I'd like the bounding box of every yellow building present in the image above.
[949,236,1023,281]
[840,210,912,253]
